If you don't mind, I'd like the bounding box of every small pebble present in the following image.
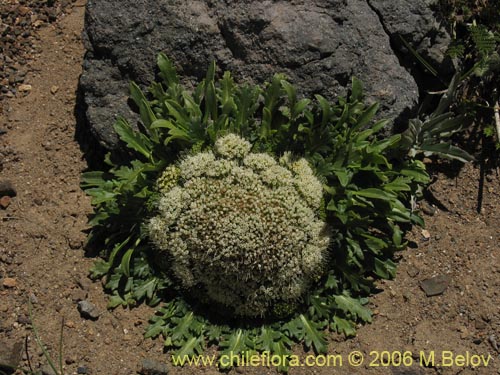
[2,277,17,288]
[77,300,100,320]
[0,196,11,209]
[18,84,32,92]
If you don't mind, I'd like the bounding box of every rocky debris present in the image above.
[420,274,451,296]
[140,358,169,375]
[0,0,77,110]
[79,0,448,150]
[0,180,16,197]
[0,340,23,374]
[77,300,100,320]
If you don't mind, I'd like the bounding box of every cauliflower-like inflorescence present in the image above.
[148,134,330,317]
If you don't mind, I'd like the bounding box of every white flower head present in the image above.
[148,135,329,317]
[214,134,252,159]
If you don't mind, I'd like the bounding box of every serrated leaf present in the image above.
[170,312,195,342]
[299,314,328,353]
[89,260,110,279]
[333,295,372,322]
[144,319,166,339]
[108,293,126,309]
[374,258,397,279]
[81,171,106,188]
[175,336,204,359]
[220,329,252,359]
[331,316,356,337]
[114,117,152,159]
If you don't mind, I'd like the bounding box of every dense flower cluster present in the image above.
[148,134,330,317]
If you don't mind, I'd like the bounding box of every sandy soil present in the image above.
[0,2,499,375]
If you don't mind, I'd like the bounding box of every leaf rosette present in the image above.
[80,53,469,370]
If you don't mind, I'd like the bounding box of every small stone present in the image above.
[407,267,420,278]
[2,278,17,288]
[40,364,58,375]
[18,6,31,16]
[77,301,100,320]
[77,366,89,374]
[71,289,88,302]
[65,355,77,364]
[29,293,38,304]
[50,85,59,95]
[421,229,431,240]
[18,84,32,92]
[0,340,23,372]
[420,201,436,216]
[420,274,451,297]
[0,196,11,209]
[77,277,91,291]
[475,320,487,330]
[17,315,30,325]
[0,180,16,197]
[65,320,76,329]
[69,239,82,250]
[488,335,499,352]
[140,358,169,375]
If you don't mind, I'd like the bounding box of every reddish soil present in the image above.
[0,2,498,375]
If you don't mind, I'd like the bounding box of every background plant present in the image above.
[434,0,500,151]
[81,53,468,371]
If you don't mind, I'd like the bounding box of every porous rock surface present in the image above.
[79,0,449,149]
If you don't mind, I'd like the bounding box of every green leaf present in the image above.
[333,295,372,322]
[108,293,126,309]
[257,327,280,352]
[121,247,135,278]
[81,171,106,188]
[419,142,475,162]
[89,260,110,279]
[157,53,179,85]
[351,188,395,201]
[175,336,204,358]
[352,102,379,131]
[331,316,356,337]
[299,314,328,353]
[219,329,253,365]
[171,312,195,342]
[144,319,166,339]
[350,77,363,102]
[374,258,397,279]
[114,118,152,159]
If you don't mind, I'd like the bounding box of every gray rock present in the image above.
[80,0,449,150]
[368,0,452,72]
[0,340,23,374]
[420,274,451,296]
[140,358,169,375]
[77,300,100,320]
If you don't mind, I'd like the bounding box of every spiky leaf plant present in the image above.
[82,53,436,371]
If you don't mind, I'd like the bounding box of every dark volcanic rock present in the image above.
[80,0,447,149]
